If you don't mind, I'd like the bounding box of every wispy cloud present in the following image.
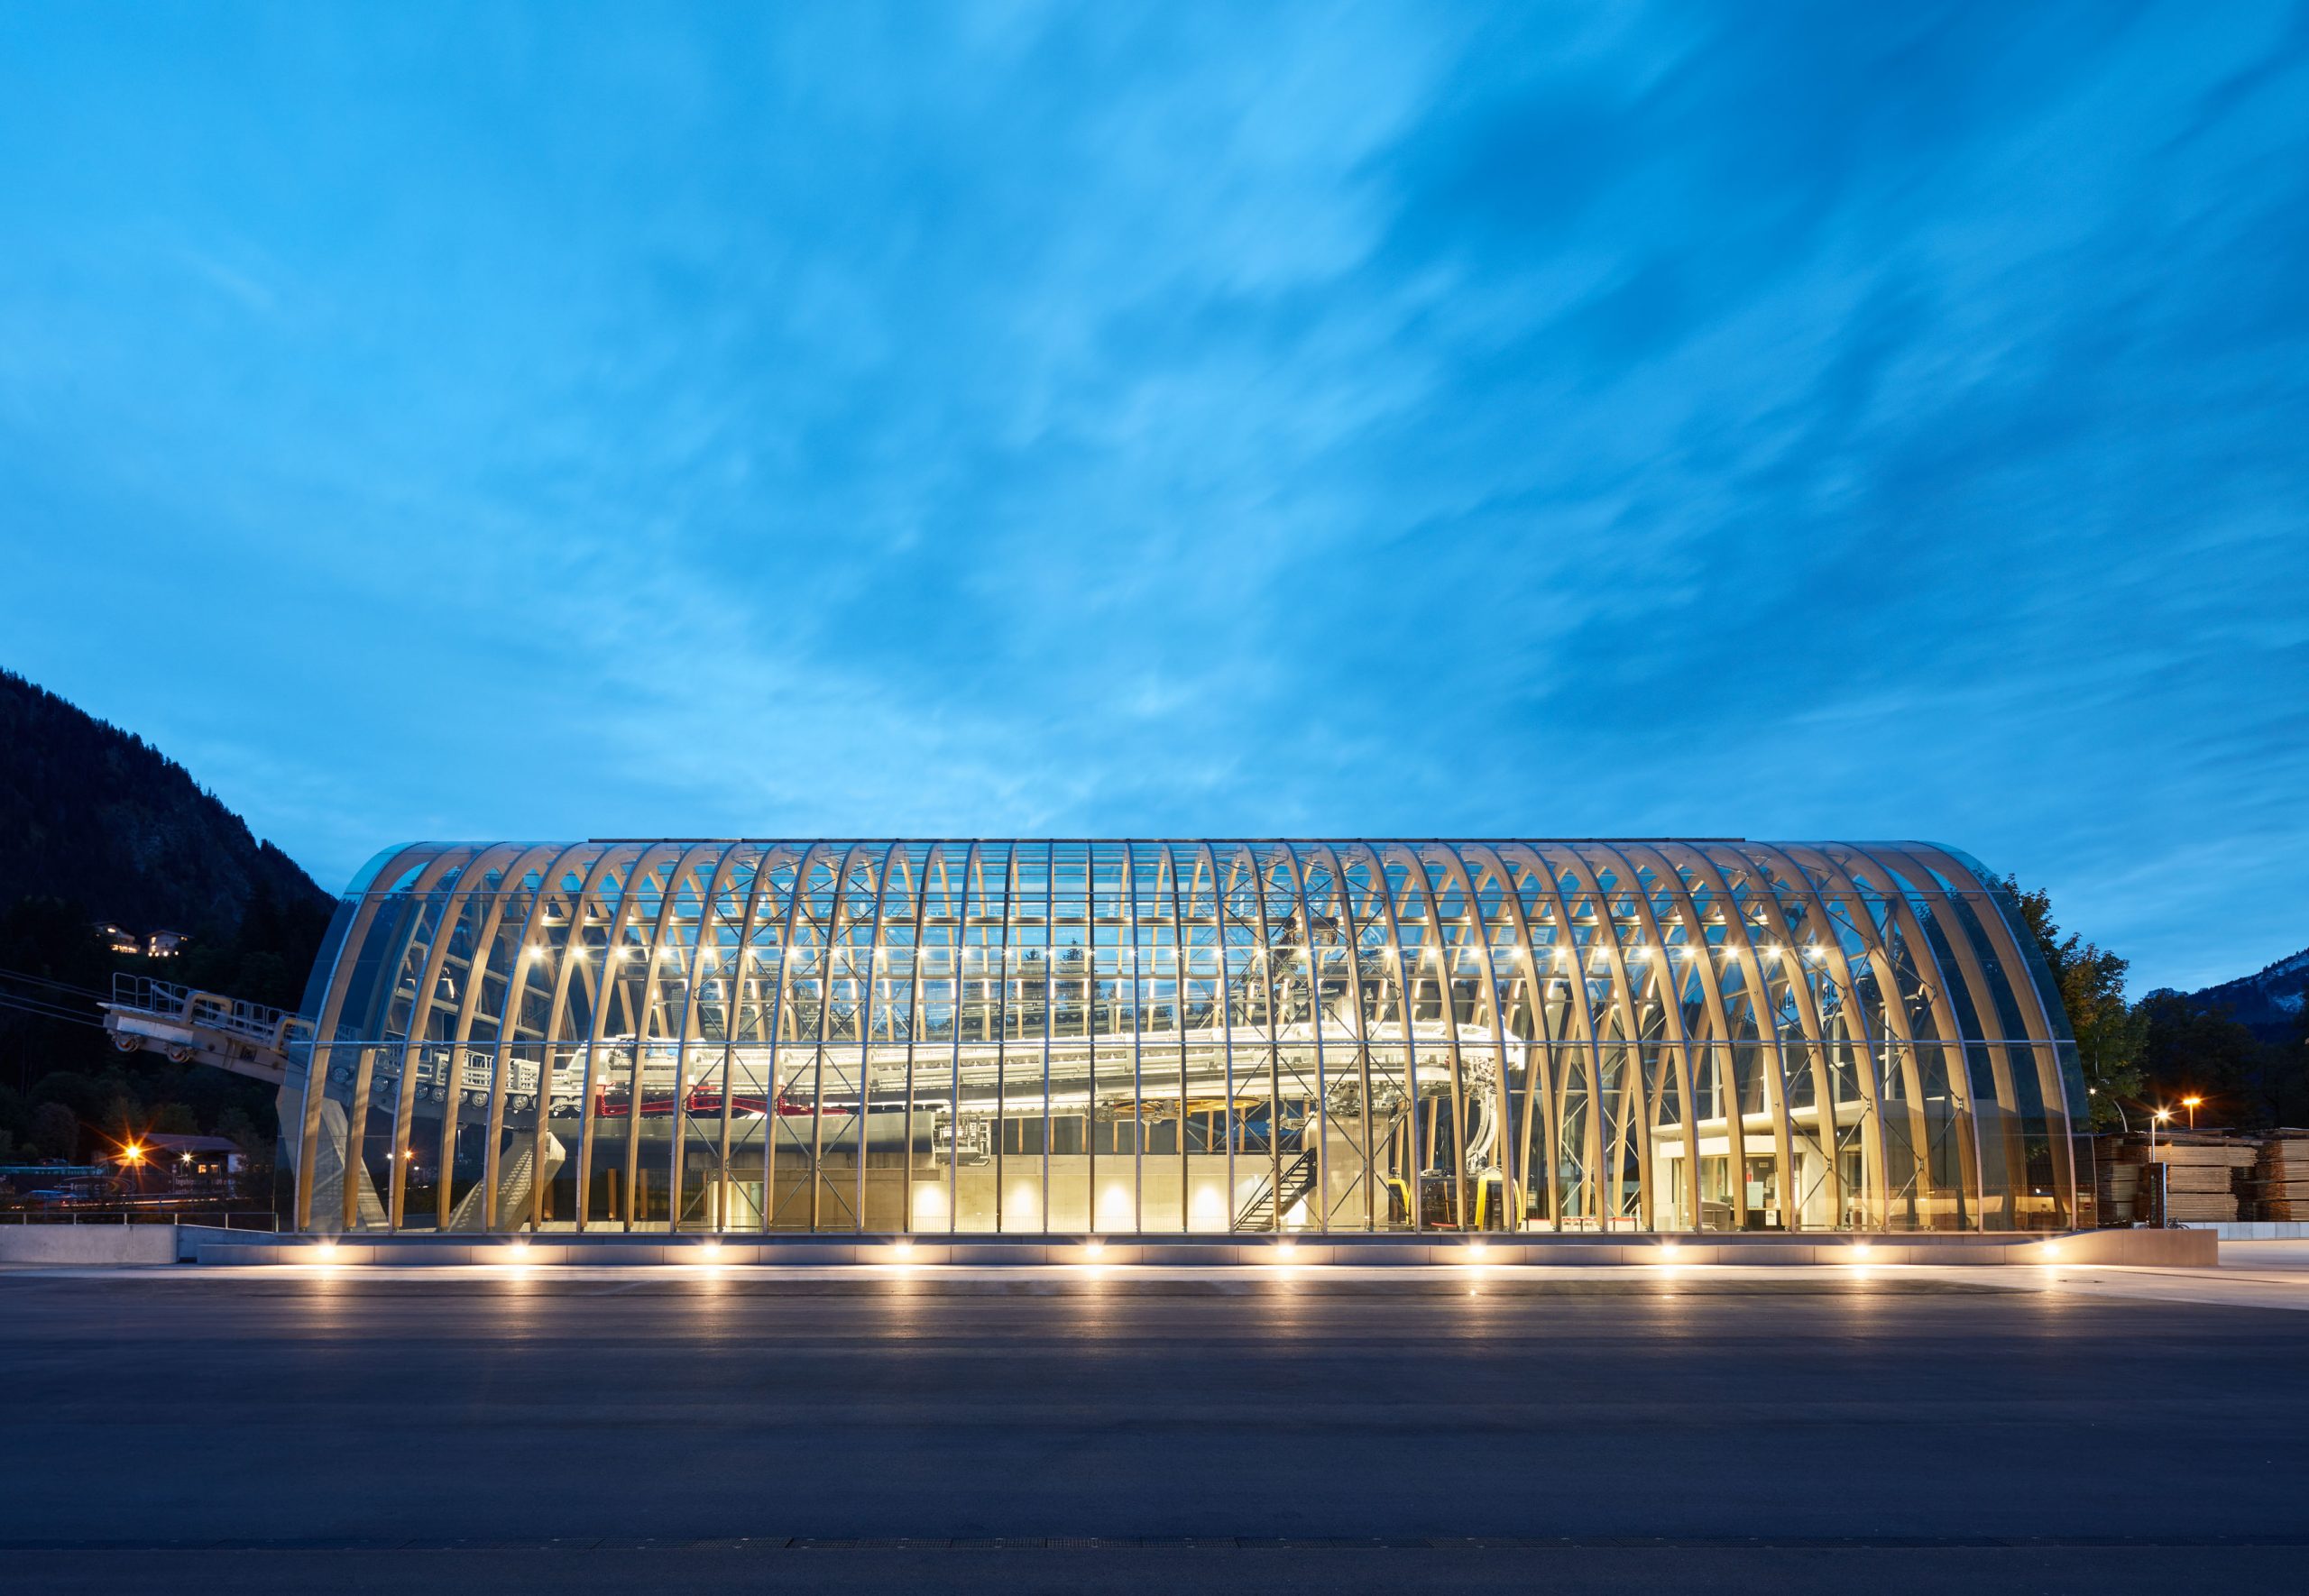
[0,1,2302,991]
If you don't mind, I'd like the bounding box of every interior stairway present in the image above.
[1233,1147,1319,1232]
[447,1133,567,1232]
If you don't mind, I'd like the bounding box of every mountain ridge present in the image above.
[2186,943,2309,1042]
[0,667,331,937]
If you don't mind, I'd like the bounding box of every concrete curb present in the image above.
[170,1226,2218,1270]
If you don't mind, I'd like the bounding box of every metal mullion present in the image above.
[714,845,776,1233]
[1910,847,2081,1221]
[1834,846,1989,1231]
[1176,846,1202,1229]
[1389,846,1469,1232]
[1041,840,1055,1234]
[1752,846,1896,1229]
[1348,843,1421,1233]
[361,848,482,1231]
[1454,845,1551,1235]
[1883,846,2054,1224]
[667,846,746,1234]
[947,845,980,1234]
[1244,845,1289,1232]
[1721,847,1846,1228]
[1436,845,1520,1234]
[349,857,460,1231]
[896,845,934,1237]
[624,845,711,1232]
[805,845,867,1233]
[1587,843,1707,1233]
[295,845,438,1230]
[1898,848,2058,1224]
[1620,844,1752,1234]
[1557,847,1680,1232]
[853,842,903,1234]
[1127,844,1145,1234]
[558,845,655,1233]
[1490,846,1579,1233]
[1672,846,1803,1233]
[989,846,1019,1232]
[753,846,814,1234]
[483,843,590,1234]
[1782,846,1932,1229]
[1307,843,1376,1231]
[1278,845,1328,1232]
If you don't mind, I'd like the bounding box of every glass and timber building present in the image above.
[287,839,2087,1236]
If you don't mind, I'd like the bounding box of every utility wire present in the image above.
[0,965,111,1004]
[0,989,106,1030]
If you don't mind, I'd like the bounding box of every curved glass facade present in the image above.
[287,839,2084,1235]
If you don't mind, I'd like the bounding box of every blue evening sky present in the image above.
[2,3,2304,993]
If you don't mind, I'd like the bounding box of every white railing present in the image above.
[110,973,312,1050]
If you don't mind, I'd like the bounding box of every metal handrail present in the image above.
[109,973,312,1049]
[0,1209,281,1228]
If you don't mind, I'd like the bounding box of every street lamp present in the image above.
[2149,1108,2174,1226]
[2183,1095,2203,1131]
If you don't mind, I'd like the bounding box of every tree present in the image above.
[2134,990,2283,1125]
[2003,876,2145,1129]
[28,1100,78,1162]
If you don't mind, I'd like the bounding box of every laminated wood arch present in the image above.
[290,839,2084,1234]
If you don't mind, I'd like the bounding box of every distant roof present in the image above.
[142,1133,243,1153]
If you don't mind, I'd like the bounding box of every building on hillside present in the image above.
[283,839,2086,1238]
[140,1133,249,1180]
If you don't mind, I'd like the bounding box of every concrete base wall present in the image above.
[0,1225,179,1265]
[2183,1221,2309,1241]
[185,1226,2219,1269]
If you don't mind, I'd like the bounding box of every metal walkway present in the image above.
[102,974,310,1086]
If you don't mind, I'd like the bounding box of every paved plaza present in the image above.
[4,1255,2308,1592]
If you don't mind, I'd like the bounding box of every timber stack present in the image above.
[2148,1133,2258,1223]
[2249,1132,2309,1221]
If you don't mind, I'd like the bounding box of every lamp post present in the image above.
[2150,1109,2173,1226]
[2183,1095,2202,1132]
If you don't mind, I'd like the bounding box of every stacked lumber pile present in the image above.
[2094,1136,2147,1225]
[2249,1133,2309,1221]
[2149,1133,2258,1223]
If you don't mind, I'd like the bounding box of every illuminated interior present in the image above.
[287,839,2084,1235]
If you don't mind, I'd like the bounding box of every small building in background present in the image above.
[145,930,189,959]
[142,1133,248,1179]
[95,922,141,955]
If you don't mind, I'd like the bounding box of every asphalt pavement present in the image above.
[3,1261,2304,1592]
